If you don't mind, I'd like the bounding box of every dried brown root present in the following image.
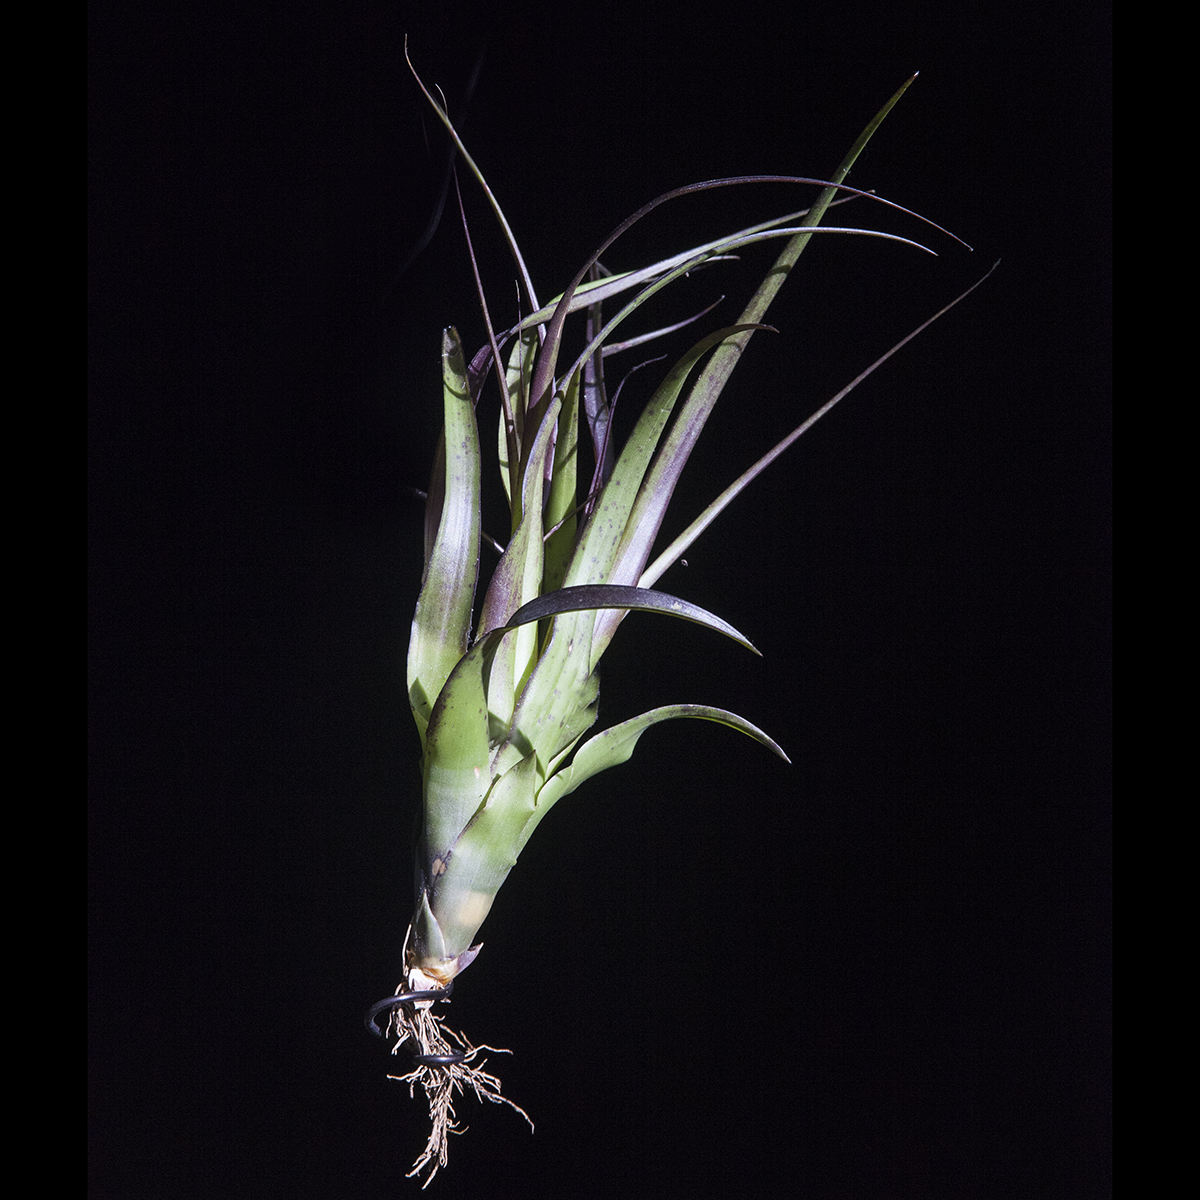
[386,1000,533,1187]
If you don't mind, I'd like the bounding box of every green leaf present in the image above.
[529,704,790,836]
[640,264,1002,588]
[480,582,759,778]
[406,328,481,747]
[477,395,561,733]
[409,888,447,966]
[542,370,582,597]
[496,328,537,505]
[420,634,492,864]
[419,753,541,963]
[590,79,928,663]
[564,325,771,595]
[504,584,761,655]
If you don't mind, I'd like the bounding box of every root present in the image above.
[386,999,533,1187]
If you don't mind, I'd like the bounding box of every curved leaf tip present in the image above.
[500,583,761,656]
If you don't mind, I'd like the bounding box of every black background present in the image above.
[90,2,1110,1197]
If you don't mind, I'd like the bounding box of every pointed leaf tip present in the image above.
[500,584,761,655]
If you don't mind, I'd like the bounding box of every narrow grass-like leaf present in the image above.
[590,76,933,661]
[521,175,955,447]
[477,395,561,733]
[541,371,581,596]
[641,262,1002,588]
[405,41,541,319]
[567,325,771,592]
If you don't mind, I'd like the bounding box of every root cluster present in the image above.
[387,1001,533,1187]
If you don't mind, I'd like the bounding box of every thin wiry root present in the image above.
[387,1002,533,1187]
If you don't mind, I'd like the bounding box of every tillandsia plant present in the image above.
[370,44,992,1185]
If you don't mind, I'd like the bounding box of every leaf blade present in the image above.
[406,328,482,745]
[532,703,790,824]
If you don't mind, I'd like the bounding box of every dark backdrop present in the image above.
[90,3,1110,1197]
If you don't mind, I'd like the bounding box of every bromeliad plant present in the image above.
[373,46,988,1185]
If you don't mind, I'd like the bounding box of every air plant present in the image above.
[371,45,990,1185]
